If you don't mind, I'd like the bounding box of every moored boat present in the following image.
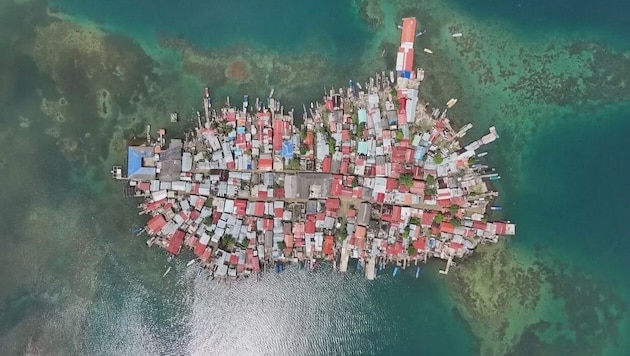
[393,266,399,277]
[416,266,422,278]
[490,206,502,211]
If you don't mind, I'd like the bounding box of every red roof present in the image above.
[422,211,438,226]
[413,237,426,251]
[275,208,284,219]
[258,158,273,171]
[440,221,455,234]
[166,230,185,255]
[394,242,404,255]
[147,215,167,233]
[138,182,150,191]
[450,242,464,250]
[234,199,247,217]
[263,218,273,231]
[305,220,316,234]
[472,220,487,230]
[323,235,334,255]
[193,240,207,256]
[229,254,239,265]
[254,201,265,217]
[322,156,332,173]
[495,222,507,235]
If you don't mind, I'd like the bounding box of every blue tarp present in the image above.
[281,141,293,158]
[414,146,427,161]
[127,147,142,177]
[403,71,411,79]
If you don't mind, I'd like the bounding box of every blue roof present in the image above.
[281,141,293,158]
[414,146,427,161]
[127,147,142,177]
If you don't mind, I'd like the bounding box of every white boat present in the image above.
[356,82,362,90]
[187,259,196,267]
[452,33,463,38]
[389,71,395,83]
[418,68,425,81]
[477,152,488,157]
[397,24,403,30]
[269,88,274,98]
[423,48,433,54]
[446,98,458,108]
[162,266,172,278]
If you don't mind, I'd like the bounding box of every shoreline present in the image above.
[111,17,515,281]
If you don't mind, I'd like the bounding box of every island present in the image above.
[110,17,515,280]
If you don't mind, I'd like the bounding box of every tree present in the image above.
[395,130,404,142]
[407,245,416,256]
[400,174,413,188]
[409,217,421,226]
[449,204,460,215]
[299,146,308,155]
[468,156,476,165]
[451,218,462,227]
[357,122,366,134]
[426,175,435,185]
[328,139,336,155]
[434,152,444,164]
[351,176,359,188]
[434,213,444,224]
[277,241,287,250]
[288,158,300,170]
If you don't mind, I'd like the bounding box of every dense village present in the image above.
[111,17,515,280]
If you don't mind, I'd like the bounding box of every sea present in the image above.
[0,0,629,355]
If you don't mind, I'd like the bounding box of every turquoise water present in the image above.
[2,0,630,354]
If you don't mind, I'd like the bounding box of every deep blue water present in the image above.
[448,0,630,35]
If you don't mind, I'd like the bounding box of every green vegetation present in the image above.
[402,226,410,238]
[407,245,416,256]
[328,138,336,155]
[299,146,308,155]
[435,213,444,224]
[335,222,348,242]
[351,176,359,188]
[357,122,366,134]
[449,204,460,215]
[239,238,250,248]
[277,241,287,250]
[288,157,300,170]
[300,128,307,140]
[423,187,436,196]
[409,217,421,226]
[390,89,397,97]
[451,218,462,227]
[426,175,435,185]
[220,234,236,251]
[400,174,413,188]
[395,130,404,142]
[468,156,476,165]
[434,152,444,164]
[352,112,359,125]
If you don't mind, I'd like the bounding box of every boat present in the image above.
[416,30,426,37]
[477,152,488,157]
[162,266,172,278]
[131,226,143,235]
[389,71,395,83]
[490,206,502,211]
[397,24,403,30]
[393,267,399,277]
[269,88,275,98]
[452,32,463,38]
[417,68,425,81]
[356,82,362,90]
[423,48,433,54]
[195,267,203,278]
[356,259,362,270]
[348,79,353,88]
[489,175,501,181]
[416,266,422,278]
[204,87,209,98]
[446,98,458,108]
[187,259,196,267]
[170,112,178,123]
[243,94,249,109]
